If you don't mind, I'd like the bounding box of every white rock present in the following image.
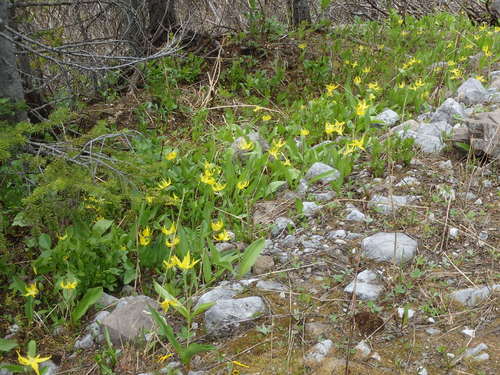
[417,367,428,375]
[450,285,500,307]
[304,339,334,364]
[194,284,243,310]
[271,217,295,237]
[327,230,347,239]
[464,343,488,358]
[74,333,94,350]
[40,360,58,375]
[345,207,368,222]
[431,98,466,124]
[256,280,287,292]
[344,270,384,300]
[425,327,441,335]
[302,201,322,217]
[368,194,419,215]
[473,352,490,361]
[456,78,489,105]
[396,176,420,187]
[449,227,459,238]
[354,340,371,358]
[362,232,417,264]
[461,327,475,337]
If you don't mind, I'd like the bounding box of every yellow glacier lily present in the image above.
[17,351,51,375]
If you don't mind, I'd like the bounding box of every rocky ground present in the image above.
[2,74,499,375]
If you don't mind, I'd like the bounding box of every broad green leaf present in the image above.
[153,282,188,319]
[236,238,265,277]
[11,211,29,227]
[149,307,181,353]
[179,343,215,365]
[0,338,17,352]
[192,302,215,318]
[38,234,51,251]
[71,287,103,323]
[92,219,113,237]
[27,340,36,357]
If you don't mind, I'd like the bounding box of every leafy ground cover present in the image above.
[0,10,498,375]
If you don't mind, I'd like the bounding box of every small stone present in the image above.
[271,217,295,237]
[425,327,441,335]
[74,333,94,349]
[354,340,371,359]
[417,367,428,375]
[345,207,368,222]
[305,162,340,184]
[281,234,297,249]
[449,227,459,238]
[473,352,490,361]
[215,242,236,252]
[474,198,483,205]
[256,280,287,292]
[368,194,419,215]
[304,339,334,366]
[362,232,417,264]
[312,191,335,202]
[461,327,475,337]
[297,178,309,196]
[194,284,243,310]
[252,255,275,275]
[302,202,322,217]
[327,230,347,240]
[464,343,488,359]
[396,176,420,187]
[374,108,400,126]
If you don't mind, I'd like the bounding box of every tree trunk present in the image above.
[291,0,311,27]
[148,0,178,47]
[0,2,27,123]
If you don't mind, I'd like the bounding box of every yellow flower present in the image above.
[163,257,177,269]
[165,236,180,248]
[237,179,250,190]
[175,251,200,270]
[475,75,486,83]
[351,61,358,68]
[356,100,369,117]
[298,43,307,50]
[398,82,406,89]
[353,76,362,85]
[299,128,310,137]
[377,44,385,50]
[160,299,178,312]
[60,280,78,290]
[165,193,180,206]
[238,138,254,151]
[120,245,127,251]
[343,137,366,155]
[397,18,403,25]
[139,227,152,246]
[324,121,344,136]
[271,139,286,149]
[165,151,177,161]
[211,219,224,232]
[213,229,231,242]
[145,195,154,204]
[17,352,51,375]
[57,233,67,241]
[161,223,176,236]
[261,114,272,121]
[200,173,216,185]
[358,45,365,51]
[368,82,381,91]
[157,178,172,190]
[158,353,174,363]
[465,43,474,49]
[212,182,226,192]
[23,283,38,298]
[447,60,456,66]
[362,67,371,74]
[326,83,339,96]
[482,45,492,57]
[253,106,263,112]
[232,360,250,368]
[281,156,291,166]
[450,68,462,80]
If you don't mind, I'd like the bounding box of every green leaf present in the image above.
[92,219,113,237]
[27,340,36,357]
[236,238,265,277]
[11,211,29,227]
[153,282,189,319]
[71,287,103,323]
[179,343,215,365]
[0,338,17,352]
[38,234,51,251]
[149,307,181,353]
[192,302,215,318]
[265,181,287,196]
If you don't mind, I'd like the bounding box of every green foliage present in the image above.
[71,287,103,323]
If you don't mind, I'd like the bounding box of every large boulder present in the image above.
[456,78,488,105]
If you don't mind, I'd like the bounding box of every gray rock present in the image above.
[39,360,58,375]
[304,339,334,365]
[297,178,309,196]
[0,369,13,375]
[344,270,384,300]
[490,70,500,80]
[74,333,94,349]
[256,280,287,292]
[302,202,322,217]
[368,194,418,214]
[345,206,367,222]
[374,109,400,126]
[305,162,340,184]
[205,296,267,337]
[450,285,500,307]
[425,327,441,335]
[312,191,335,202]
[456,78,488,105]
[431,98,466,124]
[461,109,500,160]
[252,255,275,275]
[396,176,420,187]
[101,295,160,346]
[397,121,453,153]
[215,242,236,252]
[97,292,119,307]
[327,230,347,239]
[281,234,297,249]
[195,284,243,310]
[417,367,429,375]
[94,310,110,324]
[362,232,417,264]
[271,217,295,237]
[391,119,420,136]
